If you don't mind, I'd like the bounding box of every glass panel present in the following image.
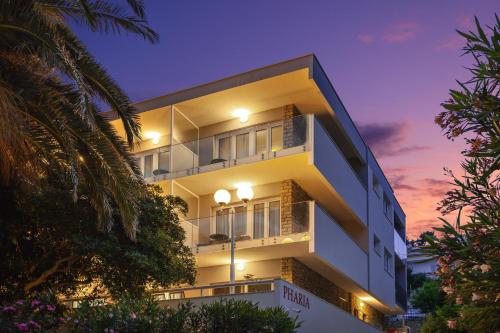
[255,129,267,154]
[269,201,280,237]
[216,208,229,236]
[218,137,231,161]
[271,126,283,152]
[253,203,265,239]
[236,133,249,159]
[144,154,153,178]
[157,150,170,174]
[234,206,247,237]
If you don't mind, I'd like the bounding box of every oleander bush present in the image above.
[1,294,300,333]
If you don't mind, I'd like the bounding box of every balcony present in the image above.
[134,114,311,183]
[180,201,312,267]
[394,229,407,260]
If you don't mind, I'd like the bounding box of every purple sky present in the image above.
[76,1,498,238]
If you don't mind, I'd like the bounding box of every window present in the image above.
[372,175,381,197]
[383,194,392,220]
[269,201,281,237]
[216,208,230,235]
[218,137,231,161]
[236,133,249,158]
[234,206,247,237]
[255,129,267,155]
[143,154,153,178]
[384,248,393,274]
[158,150,170,173]
[271,126,283,151]
[373,235,381,256]
[253,203,265,239]
[212,199,280,239]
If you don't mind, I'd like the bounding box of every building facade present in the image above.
[109,55,407,332]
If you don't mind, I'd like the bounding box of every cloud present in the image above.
[420,178,451,197]
[436,35,463,50]
[382,21,421,43]
[356,122,429,158]
[457,15,474,30]
[388,174,418,191]
[357,33,374,44]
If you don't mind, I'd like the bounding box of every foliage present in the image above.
[407,269,429,293]
[0,180,195,299]
[421,304,464,333]
[0,292,65,332]
[0,0,158,238]
[411,280,446,314]
[0,295,300,333]
[425,15,500,333]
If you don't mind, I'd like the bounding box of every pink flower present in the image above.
[15,323,29,331]
[479,264,491,273]
[472,292,483,302]
[130,312,137,319]
[443,286,454,294]
[447,320,457,329]
[47,305,56,312]
[15,300,24,305]
[2,306,16,313]
[31,299,41,308]
[29,320,40,329]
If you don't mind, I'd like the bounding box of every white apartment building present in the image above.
[109,54,408,332]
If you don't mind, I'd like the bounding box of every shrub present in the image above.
[0,292,65,332]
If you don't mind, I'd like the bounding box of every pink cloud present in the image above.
[436,35,463,50]
[357,33,374,44]
[382,21,421,43]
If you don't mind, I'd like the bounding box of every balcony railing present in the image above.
[180,200,312,251]
[134,114,310,182]
[395,281,408,310]
[394,229,407,260]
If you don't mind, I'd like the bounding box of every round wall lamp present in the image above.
[236,183,254,203]
[214,189,231,206]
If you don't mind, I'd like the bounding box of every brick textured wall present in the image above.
[282,104,306,149]
[281,258,384,329]
[280,180,311,235]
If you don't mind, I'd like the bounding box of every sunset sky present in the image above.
[76,1,498,239]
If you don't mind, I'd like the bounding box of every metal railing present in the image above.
[134,114,310,182]
[63,279,277,308]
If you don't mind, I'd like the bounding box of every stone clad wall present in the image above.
[280,180,311,235]
[280,258,384,329]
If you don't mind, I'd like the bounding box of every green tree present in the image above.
[0,0,158,238]
[411,280,446,314]
[0,172,195,299]
[421,304,464,333]
[426,15,500,333]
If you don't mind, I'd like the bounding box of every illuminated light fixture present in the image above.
[235,260,246,271]
[145,131,161,145]
[359,301,365,307]
[232,108,250,123]
[359,296,375,302]
[214,189,231,206]
[282,237,294,244]
[236,182,254,203]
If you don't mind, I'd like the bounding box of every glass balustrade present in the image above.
[180,200,312,250]
[133,114,310,182]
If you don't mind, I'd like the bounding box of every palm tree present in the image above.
[0,0,158,239]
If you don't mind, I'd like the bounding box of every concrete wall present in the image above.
[196,259,281,285]
[367,159,396,307]
[313,119,367,224]
[313,205,368,288]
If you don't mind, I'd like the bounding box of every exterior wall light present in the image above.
[214,189,231,206]
[236,183,254,203]
[145,131,161,145]
[235,261,246,271]
[232,108,250,123]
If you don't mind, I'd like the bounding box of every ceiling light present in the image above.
[235,260,246,271]
[144,131,161,145]
[232,108,250,123]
